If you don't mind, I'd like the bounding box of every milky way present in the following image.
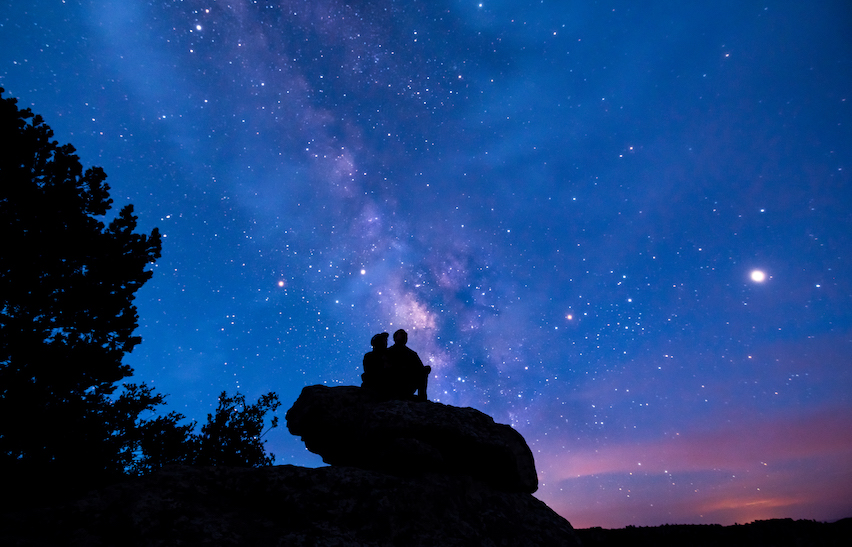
[2,0,851,527]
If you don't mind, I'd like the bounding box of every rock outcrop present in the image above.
[286,385,538,493]
[0,385,581,546]
[0,465,580,546]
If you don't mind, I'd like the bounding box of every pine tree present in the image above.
[0,87,162,482]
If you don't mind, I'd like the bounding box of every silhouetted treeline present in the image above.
[575,517,852,547]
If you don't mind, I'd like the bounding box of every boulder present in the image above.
[285,385,538,493]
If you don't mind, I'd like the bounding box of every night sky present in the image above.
[3,0,851,528]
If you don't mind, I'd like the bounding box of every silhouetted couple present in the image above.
[362,329,431,401]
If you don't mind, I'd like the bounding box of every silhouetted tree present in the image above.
[125,390,281,474]
[0,87,162,482]
[0,90,280,500]
[196,391,281,467]
[118,383,199,476]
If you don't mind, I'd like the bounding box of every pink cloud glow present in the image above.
[534,407,852,528]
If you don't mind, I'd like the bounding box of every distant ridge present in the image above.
[575,517,852,547]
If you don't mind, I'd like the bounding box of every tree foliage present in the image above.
[126,390,281,475]
[0,89,280,489]
[196,391,281,468]
[0,87,162,479]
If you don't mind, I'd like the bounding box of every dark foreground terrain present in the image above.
[576,517,852,547]
[3,385,580,546]
[0,464,579,546]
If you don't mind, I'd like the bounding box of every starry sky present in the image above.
[3,0,851,528]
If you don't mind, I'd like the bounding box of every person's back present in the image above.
[387,329,430,401]
[362,332,392,397]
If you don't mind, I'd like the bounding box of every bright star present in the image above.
[750,270,766,282]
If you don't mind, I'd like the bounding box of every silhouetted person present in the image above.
[387,329,431,401]
[362,332,392,397]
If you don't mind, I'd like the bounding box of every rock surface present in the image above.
[285,385,538,493]
[0,464,580,546]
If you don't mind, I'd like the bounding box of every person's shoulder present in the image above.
[395,345,417,355]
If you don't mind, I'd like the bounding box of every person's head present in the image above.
[393,329,408,345]
[371,332,389,349]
